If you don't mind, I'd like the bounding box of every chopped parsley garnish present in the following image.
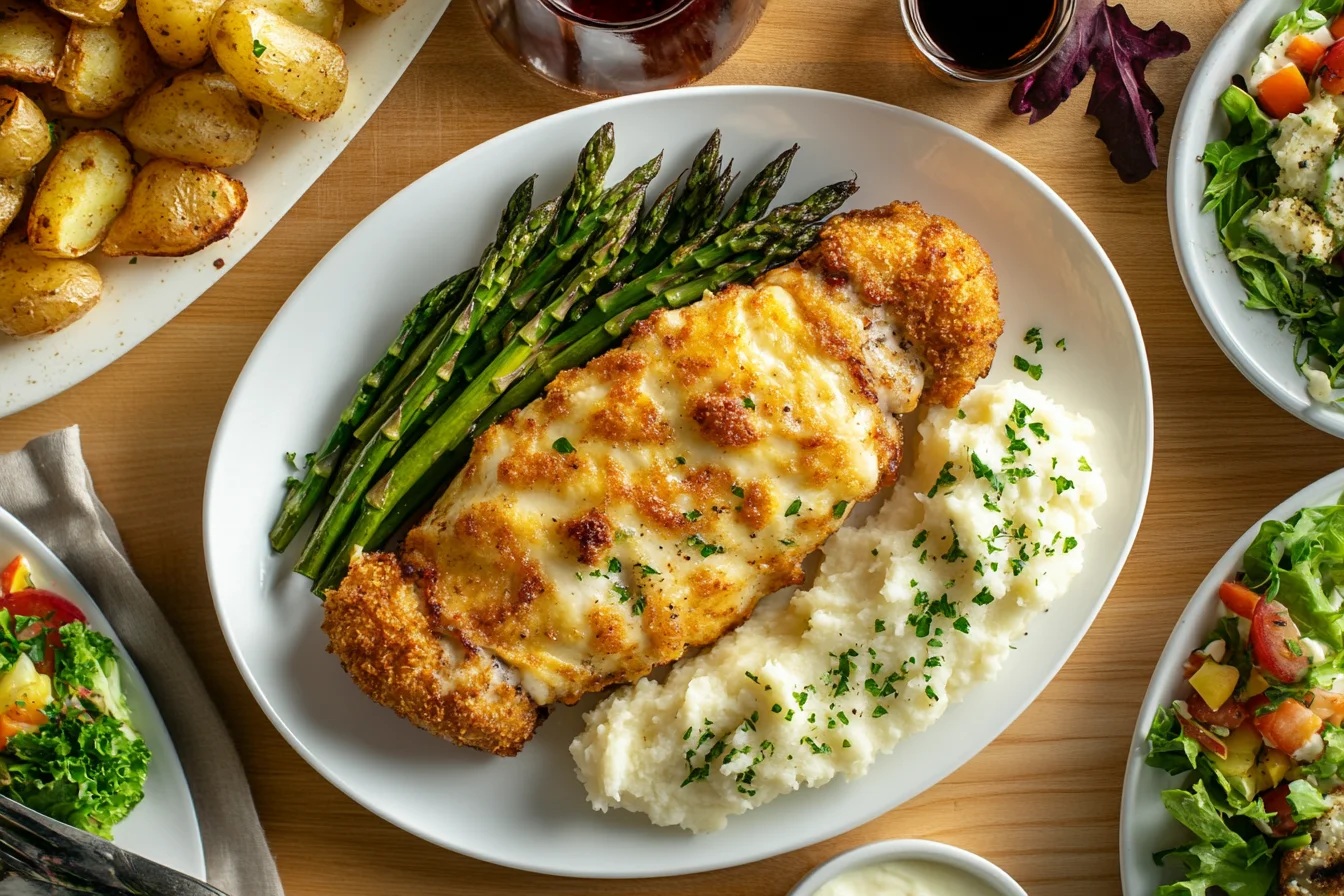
[252,39,266,56]
[1052,475,1075,494]
[970,452,1003,491]
[832,500,848,518]
[731,484,745,498]
[1078,456,1092,472]
[1004,426,1029,457]
[873,705,889,718]
[683,727,693,740]
[675,456,686,465]
[772,703,782,713]
[912,530,928,548]
[1063,536,1078,554]
[954,616,971,634]
[684,509,702,521]
[743,396,756,409]
[1024,327,1043,353]
[972,587,995,606]
[745,671,760,684]
[1009,400,1033,428]
[925,685,939,701]
[1056,338,1067,350]
[941,529,967,563]
[780,538,796,547]
[631,595,646,615]
[612,584,631,603]
[1013,355,1043,380]
[875,619,886,633]
[607,558,621,574]
[552,437,575,454]
[639,564,660,576]
[927,462,957,498]
[1028,422,1049,441]
[785,498,803,517]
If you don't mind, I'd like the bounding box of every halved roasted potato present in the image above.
[136,0,222,67]
[0,85,49,177]
[123,68,261,166]
[0,170,31,232]
[351,0,401,16]
[209,0,346,121]
[253,0,340,39]
[0,0,67,83]
[0,233,101,338]
[54,12,159,118]
[101,158,245,256]
[27,128,134,258]
[44,0,126,27]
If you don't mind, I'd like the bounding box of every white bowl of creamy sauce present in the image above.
[789,840,1027,896]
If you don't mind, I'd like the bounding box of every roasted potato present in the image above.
[123,68,260,166]
[101,157,245,256]
[0,0,67,83]
[253,0,340,39]
[0,85,49,177]
[27,128,134,257]
[0,170,30,232]
[209,0,346,121]
[54,12,159,118]
[0,233,101,338]
[351,0,401,16]
[136,0,222,67]
[44,0,126,27]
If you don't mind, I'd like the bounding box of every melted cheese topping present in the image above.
[403,277,916,706]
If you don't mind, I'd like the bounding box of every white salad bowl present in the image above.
[787,840,1027,896]
[1169,0,1344,439]
[1119,466,1344,896]
[0,507,204,877]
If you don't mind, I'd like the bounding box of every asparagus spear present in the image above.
[295,198,560,579]
[603,177,679,288]
[551,123,616,245]
[632,131,722,278]
[312,187,645,594]
[268,268,479,552]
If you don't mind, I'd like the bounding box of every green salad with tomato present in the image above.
[1146,499,1344,895]
[0,554,149,838]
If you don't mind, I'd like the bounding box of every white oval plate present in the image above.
[1119,467,1344,895]
[0,0,452,419]
[1168,0,1344,438]
[0,507,204,876]
[204,86,1153,878]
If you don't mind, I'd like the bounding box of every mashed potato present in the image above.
[570,380,1105,832]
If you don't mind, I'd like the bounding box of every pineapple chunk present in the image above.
[1191,660,1241,710]
[1262,748,1293,789]
[0,654,51,715]
[1213,724,1263,778]
[1243,668,1270,699]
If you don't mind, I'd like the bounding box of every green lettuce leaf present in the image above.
[1163,781,1246,844]
[2,709,149,838]
[1271,0,1344,40]
[1146,705,1200,773]
[1242,504,1344,648]
[53,622,130,722]
[1301,723,1344,780]
[1287,779,1330,820]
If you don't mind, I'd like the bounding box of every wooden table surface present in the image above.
[1,0,1319,892]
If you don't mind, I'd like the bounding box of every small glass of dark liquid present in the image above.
[473,0,766,96]
[899,0,1076,83]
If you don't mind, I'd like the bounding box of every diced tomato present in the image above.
[1184,650,1208,679]
[0,589,84,676]
[1251,600,1310,683]
[1181,715,1229,758]
[1333,15,1344,39]
[1254,698,1324,754]
[1259,64,1314,116]
[0,557,31,596]
[1262,782,1299,837]
[1220,581,1262,619]
[1322,41,1344,95]
[1188,692,1249,729]
[1288,34,1329,73]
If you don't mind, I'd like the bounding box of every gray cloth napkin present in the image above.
[0,426,283,896]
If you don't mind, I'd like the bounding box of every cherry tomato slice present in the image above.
[1219,581,1263,619]
[1188,693,1248,729]
[1181,715,1229,758]
[0,589,85,676]
[1251,599,1310,683]
[1254,698,1323,754]
[1261,782,1298,837]
[1322,41,1344,94]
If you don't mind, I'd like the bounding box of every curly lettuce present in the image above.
[1,709,150,838]
[1242,502,1344,648]
[54,622,130,722]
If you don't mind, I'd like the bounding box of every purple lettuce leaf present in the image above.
[1009,0,1190,183]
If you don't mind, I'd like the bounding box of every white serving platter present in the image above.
[0,506,204,877]
[204,85,1153,878]
[0,0,453,418]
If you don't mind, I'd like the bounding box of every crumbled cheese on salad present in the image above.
[1248,196,1336,259]
[1306,365,1336,403]
[1272,94,1341,197]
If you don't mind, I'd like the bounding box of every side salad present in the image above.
[1146,500,1344,895]
[1203,0,1344,407]
[0,554,149,838]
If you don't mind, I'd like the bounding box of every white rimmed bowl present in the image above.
[788,840,1027,896]
[1168,0,1344,438]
